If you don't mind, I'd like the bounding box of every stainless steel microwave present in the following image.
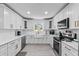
[57,18,69,29]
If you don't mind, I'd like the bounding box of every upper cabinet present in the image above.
[0,4,5,29]
[67,4,79,29]
[0,4,24,30]
[53,3,79,29]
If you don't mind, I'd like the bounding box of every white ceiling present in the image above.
[7,3,67,19]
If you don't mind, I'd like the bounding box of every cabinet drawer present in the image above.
[62,42,78,56]
[64,44,78,56]
[15,38,21,54]
[67,46,78,56]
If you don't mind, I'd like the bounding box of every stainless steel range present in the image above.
[53,37,62,56]
[53,31,63,56]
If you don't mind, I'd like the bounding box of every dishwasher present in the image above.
[21,36,26,50]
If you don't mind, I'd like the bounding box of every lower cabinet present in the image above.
[50,38,53,48]
[47,35,54,48]
[26,35,48,44]
[7,38,21,56]
[62,42,78,56]
[0,38,21,56]
[0,44,7,56]
[7,40,16,56]
[15,38,21,55]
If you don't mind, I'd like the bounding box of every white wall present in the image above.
[0,30,15,43]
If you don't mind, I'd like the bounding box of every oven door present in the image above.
[53,39,61,55]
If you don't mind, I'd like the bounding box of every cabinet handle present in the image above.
[54,39,61,43]
[15,44,18,49]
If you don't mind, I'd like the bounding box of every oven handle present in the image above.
[54,39,61,43]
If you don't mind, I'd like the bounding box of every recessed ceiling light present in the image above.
[27,11,30,14]
[44,11,48,15]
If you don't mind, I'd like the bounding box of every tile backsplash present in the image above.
[0,30,15,38]
[70,29,79,40]
[59,29,79,40]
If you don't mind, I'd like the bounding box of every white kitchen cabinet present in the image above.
[10,10,17,29]
[0,38,21,56]
[0,4,6,29]
[42,36,48,43]
[10,8,23,29]
[67,4,77,29]
[7,40,16,56]
[20,17,24,29]
[66,4,79,29]
[62,42,78,56]
[47,35,54,48]
[34,35,50,44]
[26,35,34,44]
[7,38,21,56]
[21,19,24,29]
[15,38,21,54]
[35,37,45,44]
[0,44,7,56]
[15,14,21,29]
[50,38,53,48]
[26,35,49,44]
[0,4,23,29]
[53,4,79,29]
[0,4,14,29]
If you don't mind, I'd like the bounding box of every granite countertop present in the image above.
[62,41,78,51]
[26,34,55,39]
[0,34,26,46]
[0,34,55,46]
[63,35,74,39]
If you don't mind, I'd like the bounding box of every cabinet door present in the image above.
[15,38,21,54]
[26,36,32,43]
[62,43,70,56]
[68,4,79,29]
[20,18,24,29]
[50,38,53,48]
[11,12,17,29]
[47,36,53,48]
[62,42,78,56]
[21,19,24,29]
[0,4,4,29]
[43,36,48,43]
[62,42,71,56]
[19,16,23,29]
[0,44,7,56]
[62,45,66,56]
[7,40,16,56]
[16,14,20,29]
[4,5,12,29]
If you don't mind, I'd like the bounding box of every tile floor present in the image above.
[17,44,56,56]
